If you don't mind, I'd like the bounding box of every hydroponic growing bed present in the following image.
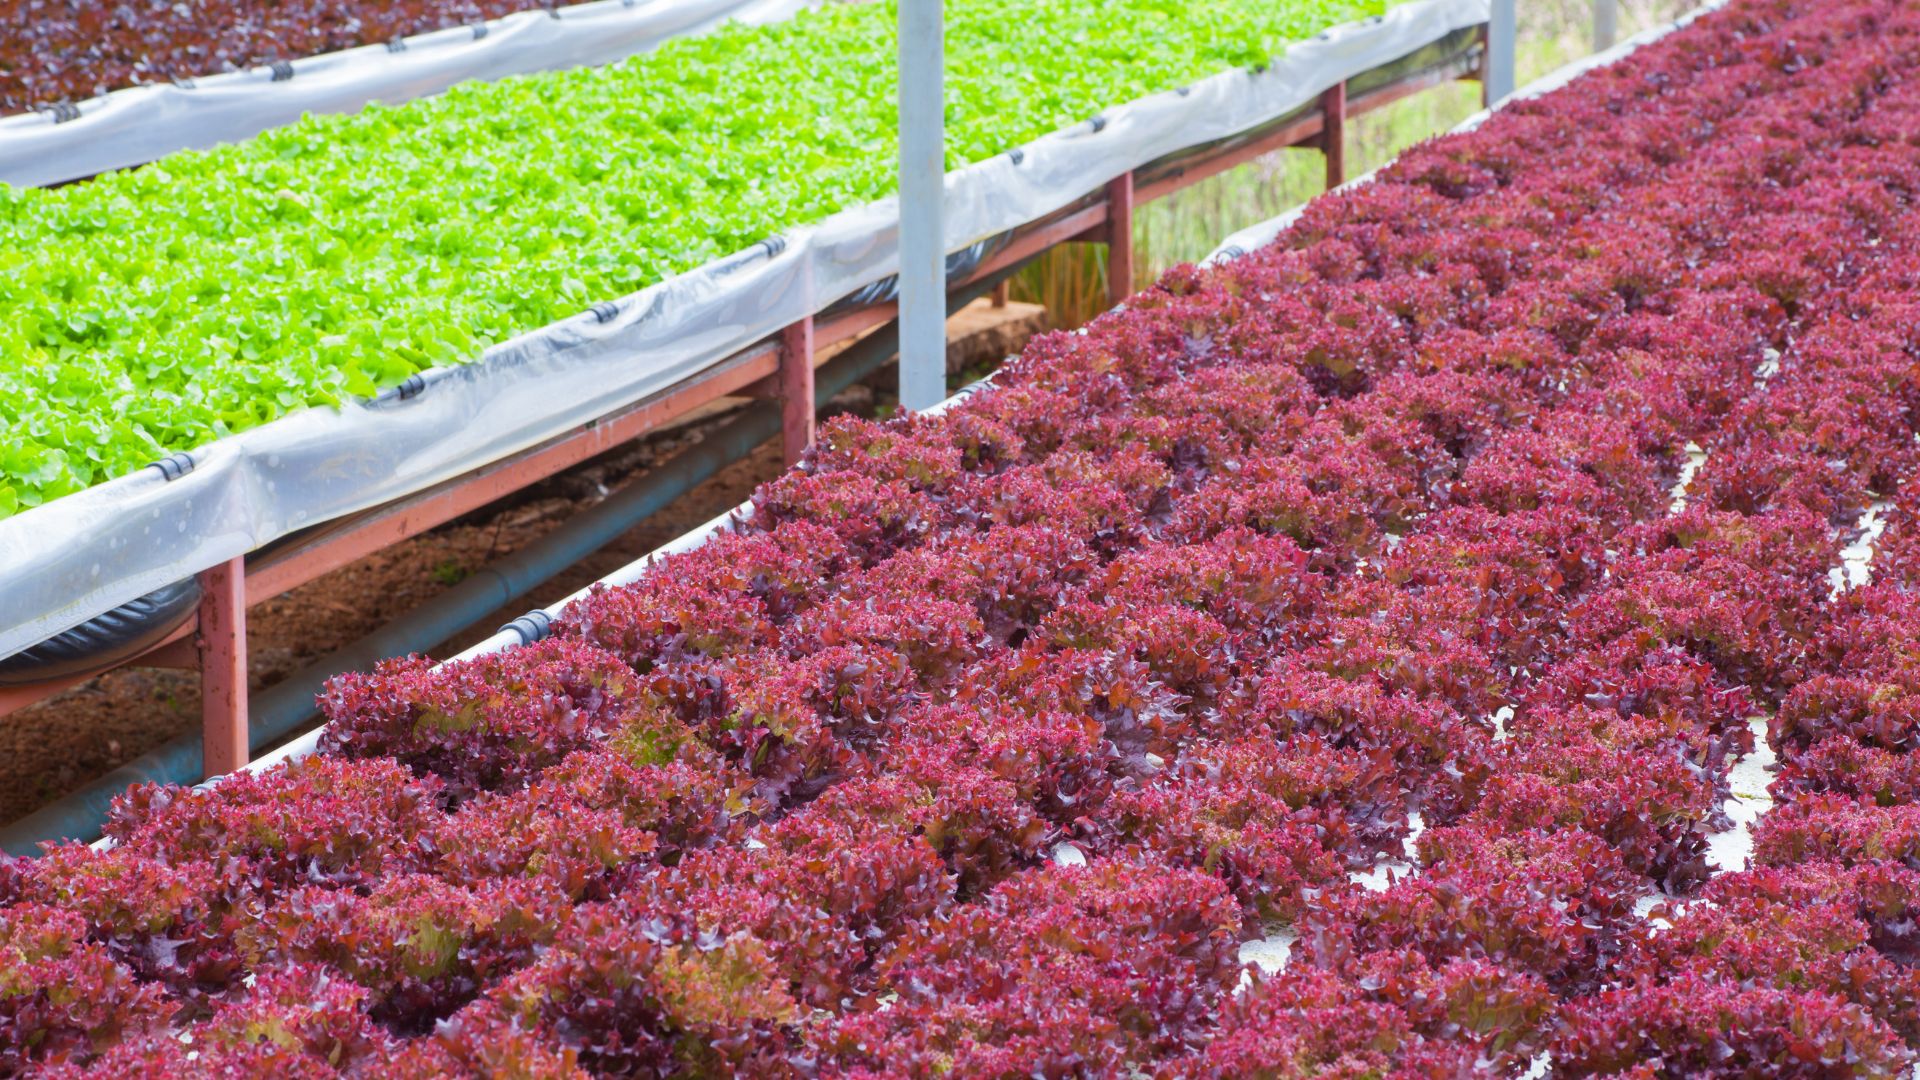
[0,0,1380,518]
[0,0,814,188]
[0,0,629,114]
[11,0,1920,1072]
[0,0,1484,662]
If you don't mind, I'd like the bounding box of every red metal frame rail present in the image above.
[0,41,1489,783]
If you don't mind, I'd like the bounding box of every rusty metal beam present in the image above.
[1136,112,1324,204]
[1321,81,1347,189]
[816,301,901,354]
[197,558,249,777]
[779,316,817,466]
[1106,171,1136,307]
[242,345,780,606]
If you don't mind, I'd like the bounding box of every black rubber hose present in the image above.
[0,579,201,686]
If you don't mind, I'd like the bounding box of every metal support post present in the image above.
[1486,0,1516,105]
[197,556,249,778]
[897,0,946,410]
[778,315,816,467]
[1105,171,1135,308]
[1321,81,1347,189]
[1592,0,1618,51]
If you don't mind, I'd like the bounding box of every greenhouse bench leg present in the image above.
[779,315,816,467]
[197,556,249,778]
[1321,81,1347,189]
[1106,170,1135,308]
[1476,23,1493,108]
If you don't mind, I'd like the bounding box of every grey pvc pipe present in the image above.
[0,270,1015,855]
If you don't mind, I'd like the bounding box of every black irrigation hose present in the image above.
[0,579,202,687]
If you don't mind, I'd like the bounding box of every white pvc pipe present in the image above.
[897,0,948,411]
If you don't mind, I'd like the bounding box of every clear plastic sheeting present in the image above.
[0,0,1487,660]
[0,0,810,188]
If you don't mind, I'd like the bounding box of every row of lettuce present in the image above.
[0,0,544,117]
[0,0,1383,518]
[9,0,1920,1073]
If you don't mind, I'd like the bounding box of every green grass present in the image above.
[1015,0,1697,328]
[0,0,1386,518]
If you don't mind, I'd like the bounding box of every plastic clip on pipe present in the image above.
[498,610,556,647]
[147,451,197,482]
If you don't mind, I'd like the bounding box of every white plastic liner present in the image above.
[0,0,809,189]
[0,0,1488,660]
